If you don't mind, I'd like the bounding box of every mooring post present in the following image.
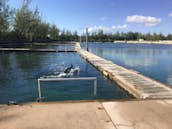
[86,28,88,51]
[80,34,82,43]
[38,79,42,99]
[94,79,97,97]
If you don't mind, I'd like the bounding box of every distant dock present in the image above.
[0,48,76,52]
[75,43,172,99]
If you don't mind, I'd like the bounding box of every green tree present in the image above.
[152,33,158,41]
[35,22,49,40]
[14,0,50,41]
[114,32,121,40]
[97,29,104,42]
[167,34,172,40]
[159,33,165,40]
[73,31,78,41]
[14,0,33,40]
[49,24,59,40]
[0,0,13,33]
[107,33,114,42]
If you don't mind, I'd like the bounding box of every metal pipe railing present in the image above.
[37,77,97,101]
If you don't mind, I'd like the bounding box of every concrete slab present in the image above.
[103,100,172,129]
[0,101,116,129]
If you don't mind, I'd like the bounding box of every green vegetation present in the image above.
[0,0,172,44]
[88,31,172,42]
[0,0,77,43]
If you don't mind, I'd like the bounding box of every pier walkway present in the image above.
[0,48,76,52]
[75,43,172,99]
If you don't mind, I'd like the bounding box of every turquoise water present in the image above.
[83,43,172,87]
[0,52,129,104]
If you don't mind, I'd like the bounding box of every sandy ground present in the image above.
[1,100,172,129]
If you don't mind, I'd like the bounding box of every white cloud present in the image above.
[112,24,128,29]
[126,15,161,27]
[168,13,172,17]
[88,26,103,32]
[88,24,128,33]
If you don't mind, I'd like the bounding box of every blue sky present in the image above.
[9,0,172,35]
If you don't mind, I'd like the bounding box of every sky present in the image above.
[8,0,172,35]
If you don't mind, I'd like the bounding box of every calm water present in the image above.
[1,42,172,103]
[83,42,172,86]
[0,43,75,50]
[0,52,128,104]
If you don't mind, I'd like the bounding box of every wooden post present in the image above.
[80,34,82,43]
[86,28,88,51]
[94,79,97,97]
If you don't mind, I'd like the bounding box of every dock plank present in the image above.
[75,43,172,99]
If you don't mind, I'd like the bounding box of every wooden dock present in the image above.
[75,43,172,99]
[0,48,76,52]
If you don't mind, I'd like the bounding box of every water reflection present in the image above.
[87,43,172,86]
[0,43,75,51]
[0,52,129,103]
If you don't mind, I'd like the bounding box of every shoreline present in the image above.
[114,40,172,45]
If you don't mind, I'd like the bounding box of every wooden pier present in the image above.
[0,48,76,52]
[75,43,172,99]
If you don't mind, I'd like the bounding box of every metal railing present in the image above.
[37,77,97,101]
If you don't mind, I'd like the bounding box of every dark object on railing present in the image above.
[8,101,18,105]
[36,97,45,102]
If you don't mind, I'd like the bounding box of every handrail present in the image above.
[37,77,97,102]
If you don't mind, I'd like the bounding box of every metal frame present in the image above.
[37,77,97,101]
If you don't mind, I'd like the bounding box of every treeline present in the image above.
[0,0,78,43]
[1,0,172,44]
[88,30,172,42]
